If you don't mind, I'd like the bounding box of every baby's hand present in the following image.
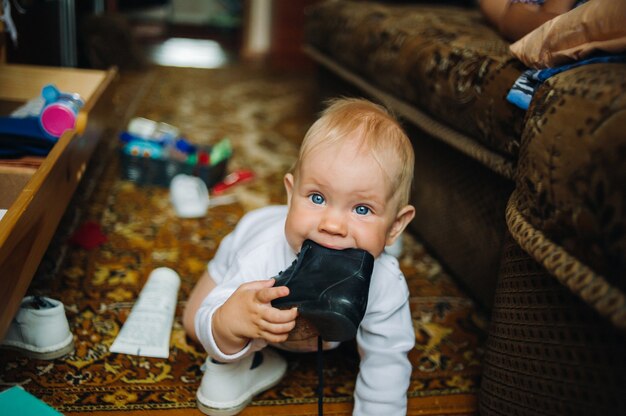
[213,279,297,354]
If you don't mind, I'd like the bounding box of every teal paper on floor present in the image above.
[0,386,63,415]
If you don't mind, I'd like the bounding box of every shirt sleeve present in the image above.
[194,275,268,362]
[196,242,271,362]
[207,231,236,284]
[353,259,415,416]
[194,207,290,361]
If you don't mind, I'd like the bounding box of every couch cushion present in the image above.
[305,0,526,158]
[510,0,626,69]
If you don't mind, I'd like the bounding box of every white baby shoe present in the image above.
[196,348,287,416]
[170,174,210,218]
[0,296,74,360]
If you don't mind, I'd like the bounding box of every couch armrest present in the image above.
[515,62,626,291]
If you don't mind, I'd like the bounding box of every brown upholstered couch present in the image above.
[303,1,626,414]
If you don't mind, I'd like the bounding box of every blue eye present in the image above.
[355,205,370,215]
[310,193,325,205]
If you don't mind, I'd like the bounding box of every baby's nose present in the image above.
[318,210,347,236]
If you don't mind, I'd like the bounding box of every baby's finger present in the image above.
[260,332,290,344]
[265,305,298,323]
[256,285,289,303]
[260,319,296,336]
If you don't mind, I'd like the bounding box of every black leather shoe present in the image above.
[271,239,374,342]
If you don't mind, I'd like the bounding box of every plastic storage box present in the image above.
[119,147,228,188]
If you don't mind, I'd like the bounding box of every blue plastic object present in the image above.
[0,116,56,141]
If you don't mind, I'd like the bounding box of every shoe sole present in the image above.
[196,359,286,416]
[277,300,359,342]
[0,339,75,360]
[298,307,358,342]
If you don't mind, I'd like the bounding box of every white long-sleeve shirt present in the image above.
[195,205,415,415]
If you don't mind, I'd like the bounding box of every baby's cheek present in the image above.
[284,220,305,253]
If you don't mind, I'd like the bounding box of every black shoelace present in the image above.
[317,335,324,416]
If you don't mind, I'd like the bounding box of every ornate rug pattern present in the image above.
[0,66,487,414]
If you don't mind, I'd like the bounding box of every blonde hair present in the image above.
[293,97,414,205]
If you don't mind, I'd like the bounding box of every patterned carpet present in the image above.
[0,65,487,415]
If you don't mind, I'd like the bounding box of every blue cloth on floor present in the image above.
[507,53,626,110]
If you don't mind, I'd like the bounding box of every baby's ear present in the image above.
[386,205,416,247]
[284,173,295,205]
